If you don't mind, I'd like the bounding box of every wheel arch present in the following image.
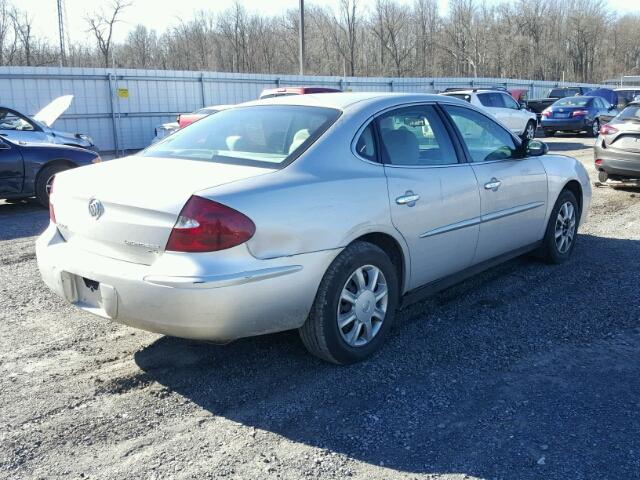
[350,231,409,295]
[35,158,78,185]
[562,179,583,216]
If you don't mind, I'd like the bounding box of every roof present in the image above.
[243,92,457,111]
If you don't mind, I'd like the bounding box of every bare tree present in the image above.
[86,0,132,68]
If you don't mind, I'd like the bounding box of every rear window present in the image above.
[550,88,580,98]
[554,98,590,107]
[445,94,471,103]
[618,105,640,121]
[143,105,340,167]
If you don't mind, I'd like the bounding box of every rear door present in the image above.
[0,139,24,194]
[375,104,481,290]
[442,104,548,263]
[477,92,513,129]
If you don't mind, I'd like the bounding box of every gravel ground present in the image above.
[1,135,639,480]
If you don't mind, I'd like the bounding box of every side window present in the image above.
[355,123,377,161]
[443,105,517,163]
[502,94,519,110]
[477,93,494,107]
[376,105,458,166]
[0,109,35,131]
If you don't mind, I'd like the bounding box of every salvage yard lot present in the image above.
[1,136,639,480]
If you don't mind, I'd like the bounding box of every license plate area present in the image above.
[555,113,570,118]
[70,274,118,319]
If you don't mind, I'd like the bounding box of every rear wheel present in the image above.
[299,241,399,364]
[588,119,600,138]
[524,121,536,140]
[35,163,72,207]
[538,189,580,264]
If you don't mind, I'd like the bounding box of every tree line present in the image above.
[1,0,639,83]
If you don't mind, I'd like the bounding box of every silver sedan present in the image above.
[37,93,591,364]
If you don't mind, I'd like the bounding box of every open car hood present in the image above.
[33,95,73,127]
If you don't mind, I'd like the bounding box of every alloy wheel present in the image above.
[526,123,535,140]
[554,201,576,254]
[337,265,388,347]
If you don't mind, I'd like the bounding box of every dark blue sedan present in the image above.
[0,137,100,207]
[541,95,618,137]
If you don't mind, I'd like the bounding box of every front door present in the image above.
[442,104,548,263]
[375,104,481,290]
[0,140,24,194]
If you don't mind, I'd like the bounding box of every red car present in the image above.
[258,86,341,100]
[177,104,234,129]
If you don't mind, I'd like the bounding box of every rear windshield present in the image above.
[618,105,640,121]
[143,105,340,167]
[554,98,591,107]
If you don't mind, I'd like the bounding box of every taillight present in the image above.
[572,110,589,117]
[49,176,56,224]
[166,195,255,253]
[595,159,603,165]
[599,124,618,135]
[541,108,551,118]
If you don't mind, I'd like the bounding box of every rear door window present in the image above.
[377,105,458,166]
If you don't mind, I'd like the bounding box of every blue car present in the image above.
[541,95,619,137]
[0,137,100,207]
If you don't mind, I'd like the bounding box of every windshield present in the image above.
[143,105,340,167]
[554,98,591,107]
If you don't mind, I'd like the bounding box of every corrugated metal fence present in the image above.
[0,66,603,154]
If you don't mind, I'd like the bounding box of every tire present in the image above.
[524,120,536,140]
[588,119,600,138]
[35,163,71,208]
[544,129,555,137]
[299,241,400,364]
[538,189,580,264]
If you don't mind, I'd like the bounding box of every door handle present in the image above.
[484,178,501,191]
[396,191,420,206]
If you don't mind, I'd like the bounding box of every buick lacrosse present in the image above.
[37,93,591,364]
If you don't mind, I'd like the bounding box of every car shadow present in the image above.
[544,140,593,152]
[135,233,640,479]
[0,199,49,241]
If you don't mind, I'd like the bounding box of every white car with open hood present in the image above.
[37,92,591,364]
[0,95,96,150]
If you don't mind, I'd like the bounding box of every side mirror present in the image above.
[519,102,527,110]
[526,139,548,157]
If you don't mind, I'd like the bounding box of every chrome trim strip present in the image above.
[481,201,545,223]
[144,265,303,289]
[419,216,481,238]
[418,201,544,238]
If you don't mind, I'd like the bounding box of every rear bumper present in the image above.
[36,224,340,341]
[594,142,640,178]
[541,118,590,131]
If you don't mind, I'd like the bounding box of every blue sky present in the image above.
[21,0,640,45]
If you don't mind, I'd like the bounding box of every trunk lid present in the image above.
[52,156,275,265]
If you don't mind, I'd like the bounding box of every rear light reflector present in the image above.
[595,159,603,165]
[572,110,589,117]
[599,124,618,135]
[48,176,56,224]
[541,109,551,118]
[166,195,256,252]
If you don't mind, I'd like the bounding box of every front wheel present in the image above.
[538,189,580,264]
[299,241,399,364]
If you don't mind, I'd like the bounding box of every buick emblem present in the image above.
[88,198,104,220]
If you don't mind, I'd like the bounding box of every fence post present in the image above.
[200,72,206,108]
[107,72,120,157]
[389,80,394,92]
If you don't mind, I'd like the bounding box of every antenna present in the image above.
[56,0,66,67]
